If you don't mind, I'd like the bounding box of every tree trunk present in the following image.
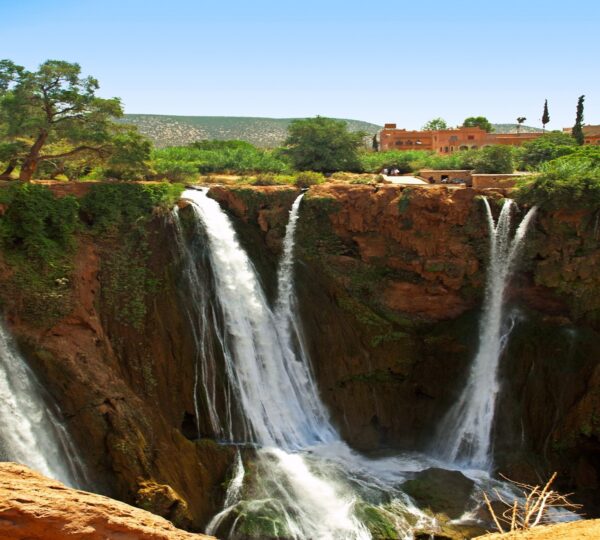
[19,131,48,182]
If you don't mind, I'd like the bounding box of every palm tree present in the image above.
[516,117,527,134]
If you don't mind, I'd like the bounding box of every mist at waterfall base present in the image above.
[0,321,88,488]
[433,198,537,471]
[175,190,549,538]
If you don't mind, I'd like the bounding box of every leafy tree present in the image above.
[473,145,514,173]
[422,118,448,131]
[282,116,365,172]
[517,132,577,169]
[541,100,550,132]
[572,95,585,145]
[462,116,494,133]
[102,128,152,180]
[516,117,527,134]
[0,59,123,181]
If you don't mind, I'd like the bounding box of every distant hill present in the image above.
[122,114,381,148]
[491,123,543,134]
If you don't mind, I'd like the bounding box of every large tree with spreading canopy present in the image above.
[0,59,145,181]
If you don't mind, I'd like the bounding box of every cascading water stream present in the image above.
[434,198,537,470]
[177,188,371,539]
[178,188,337,450]
[0,320,88,488]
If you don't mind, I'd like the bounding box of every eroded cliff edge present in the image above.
[0,181,598,527]
[209,183,600,514]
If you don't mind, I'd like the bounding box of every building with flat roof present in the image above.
[562,125,600,145]
[379,124,544,154]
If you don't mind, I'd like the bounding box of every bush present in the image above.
[517,132,578,170]
[0,184,79,263]
[360,150,431,174]
[473,145,514,173]
[515,156,600,210]
[151,141,290,177]
[80,183,184,232]
[294,171,325,187]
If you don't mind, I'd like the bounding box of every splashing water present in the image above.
[0,321,88,487]
[434,198,537,469]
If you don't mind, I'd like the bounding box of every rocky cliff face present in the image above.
[0,189,233,531]
[209,183,600,513]
[0,181,599,527]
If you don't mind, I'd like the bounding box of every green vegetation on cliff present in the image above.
[0,183,79,324]
[81,183,184,329]
[516,155,600,210]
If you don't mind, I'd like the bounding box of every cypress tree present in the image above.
[572,95,585,145]
[541,99,550,132]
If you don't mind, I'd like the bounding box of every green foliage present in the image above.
[283,116,365,172]
[0,183,79,325]
[516,155,600,210]
[462,116,493,132]
[294,171,325,187]
[572,95,585,145]
[473,145,514,173]
[81,182,183,232]
[422,117,448,130]
[542,99,550,129]
[360,150,431,174]
[152,141,289,178]
[101,128,153,180]
[80,183,183,329]
[0,183,78,261]
[517,132,577,169]
[0,59,126,181]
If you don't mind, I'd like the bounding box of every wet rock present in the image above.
[402,468,476,519]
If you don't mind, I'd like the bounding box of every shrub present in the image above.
[517,132,578,170]
[294,171,325,188]
[473,145,514,173]
[151,141,290,177]
[515,156,600,210]
[0,183,79,263]
[80,183,184,232]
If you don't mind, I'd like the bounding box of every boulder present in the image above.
[401,467,476,519]
[0,462,213,540]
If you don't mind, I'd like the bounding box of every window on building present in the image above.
[395,141,403,146]
[406,140,413,145]
[459,145,468,151]
[444,146,449,152]
[471,145,478,150]
[468,135,475,140]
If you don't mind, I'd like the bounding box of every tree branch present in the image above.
[39,145,109,161]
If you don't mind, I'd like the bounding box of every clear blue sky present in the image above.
[2,0,598,129]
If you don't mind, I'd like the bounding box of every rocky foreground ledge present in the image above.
[0,463,213,540]
[476,519,600,539]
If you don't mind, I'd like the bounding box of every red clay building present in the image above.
[379,124,542,154]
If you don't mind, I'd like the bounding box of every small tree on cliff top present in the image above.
[0,59,125,181]
[283,116,365,173]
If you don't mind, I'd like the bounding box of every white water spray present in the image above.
[0,321,88,487]
[435,198,537,469]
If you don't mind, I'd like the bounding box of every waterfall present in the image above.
[177,188,336,450]
[0,320,88,487]
[435,198,537,469]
